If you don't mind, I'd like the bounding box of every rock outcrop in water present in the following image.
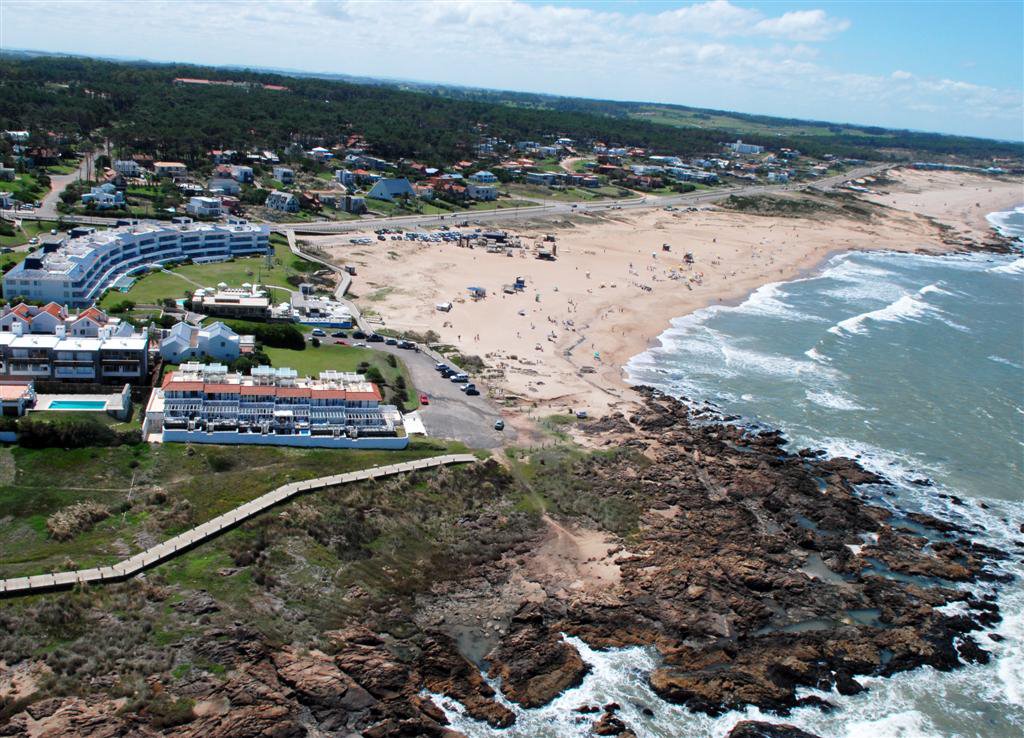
[1,390,1013,736]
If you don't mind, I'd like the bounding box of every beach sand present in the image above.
[307,169,1023,422]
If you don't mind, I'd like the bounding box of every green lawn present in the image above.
[0,436,465,579]
[5,172,47,203]
[45,162,79,175]
[98,237,309,309]
[264,343,418,409]
[0,219,62,249]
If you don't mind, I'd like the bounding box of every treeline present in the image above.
[424,86,1023,161]
[0,55,1017,164]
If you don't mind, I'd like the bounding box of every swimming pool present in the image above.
[48,400,108,410]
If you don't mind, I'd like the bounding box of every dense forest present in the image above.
[0,54,1019,165]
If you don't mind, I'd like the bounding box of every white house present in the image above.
[728,140,765,155]
[208,177,240,195]
[230,165,254,183]
[159,321,250,363]
[113,160,143,177]
[273,166,294,184]
[186,196,223,218]
[265,190,300,212]
[466,182,498,201]
[81,183,125,210]
[366,178,415,202]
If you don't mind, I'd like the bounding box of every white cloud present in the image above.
[891,70,914,80]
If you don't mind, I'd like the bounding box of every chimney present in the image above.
[12,321,23,336]
[55,324,66,338]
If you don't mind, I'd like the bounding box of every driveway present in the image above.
[372,343,513,449]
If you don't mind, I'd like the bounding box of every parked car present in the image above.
[575,410,588,419]
[460,383,475,393]
[353,342,368,348]
[493,419,505,430]
[397,340,415,350]
[450,373,469,384]
[367,334,385,343]
[310,328,327,337]
[385,337,398,346]
[419,394,429,405]
[465,386,480,396]
[331,331,348,338]
[353,330,367,339]
[435,363,448,372]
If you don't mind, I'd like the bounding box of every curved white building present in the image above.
[3,218,269,307]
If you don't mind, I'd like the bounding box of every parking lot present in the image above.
[372,342,513,449]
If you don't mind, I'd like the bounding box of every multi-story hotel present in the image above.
[2,218,269,306]
[147,363,407,448]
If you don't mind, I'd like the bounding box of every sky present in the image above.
[1,0,1022,140]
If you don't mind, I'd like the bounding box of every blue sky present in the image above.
[2,1,1021,140]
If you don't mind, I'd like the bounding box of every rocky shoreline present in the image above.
[2,389,1016,737]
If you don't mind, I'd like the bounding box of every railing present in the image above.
[0,453,477,596]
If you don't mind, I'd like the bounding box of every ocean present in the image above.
[436,206,1024,738]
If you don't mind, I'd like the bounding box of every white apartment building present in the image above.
[728,139,766,155]
[2,218,269,306]
[148,363,407,448]
[0,321,149,382]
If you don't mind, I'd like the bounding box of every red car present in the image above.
[419,394,429,405]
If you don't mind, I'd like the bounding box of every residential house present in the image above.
[113,160,142,177]
[0,167,14,182]
[81,183,126,210]
[466,182,497,201]
[273,166,294,184]
[367,178,415,202]
[159,321,252,363]
[414,183,434,200]
[468,170,498,183]
[191,287,271,320]
[0,381,35,417]
[186,196,223,218]
[208,177,241,195]
[154,161,188,179]
[265,190,300,212]
[342,195,367,214]
[334,169,355,188]
[230,165,254,183]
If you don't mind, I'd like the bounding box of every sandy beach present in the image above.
[305,169,1023,421]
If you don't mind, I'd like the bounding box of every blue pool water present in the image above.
[48,400,107,410]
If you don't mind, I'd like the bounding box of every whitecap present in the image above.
[989,257,1024,275]
[805,389,865,411]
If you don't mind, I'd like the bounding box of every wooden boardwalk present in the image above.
[0,453,476,597]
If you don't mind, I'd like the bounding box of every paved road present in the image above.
[36,153,96,219]
[0,453,476,597]
[371,342,511,449]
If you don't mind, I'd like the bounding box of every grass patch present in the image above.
[263,343,418,408]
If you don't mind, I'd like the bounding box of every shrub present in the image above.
[222,320,305,350]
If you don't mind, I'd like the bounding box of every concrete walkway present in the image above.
[0,453,476,597]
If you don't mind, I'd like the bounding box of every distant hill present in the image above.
[0,52,1019,165]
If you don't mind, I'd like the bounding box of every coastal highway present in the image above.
[1,165,889,233]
